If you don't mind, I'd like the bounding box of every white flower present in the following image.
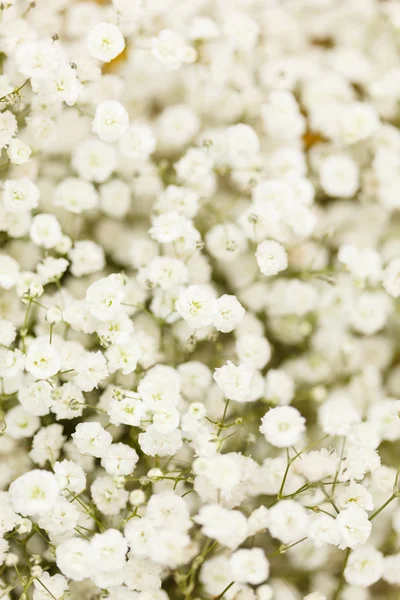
[138,426,183,457]
[383,553,400,585]
[37,257,69,284]
[336,505,372,549]
[213,294,245,333]
[56,537,93,581]
[143,256,188,291]
[119,124,156,160]
[7,138,31,165]
[91,475,129,515]
[255,240,288,276]
[319,395,361,436]
[30,214,62,249]
[0,319,16,346]
[206,223,247,263]
[149,211,190,244]
[30,423,66,467]
[213,361,256,403]
[369,398,400,442]
[0,110,17,149]
[151,29,196,71]
[340,445,381,482]
[349,291,391,335]
[53,459,86,495]
[236,335,271,370]
[260,406,305,448]
[101,442,139,476]
[336,482,374,512]
[55,177,99,214]
[308,514,340,548]
[194,504,248,549]
[86,275,125,321]
[176,285,217,329]
[146,491,191,532]
[339,102,380,145]
[33,573,69,600]
[88,22,125,62]
[248,506,269,536]
[5,405,40,439]
[320,155,359,198]
[230,548,269,585]
[124,556,162,592]
[175,148,213,186]
[69,240,105,277]
[91,529,127,571]
[296,449,338,483]
[9,470,60,517]
[267,500,309,544]
[18,380,53,416]
[93,101,129,142]
[264,369,295,405]
[225,124,260,169]
[99,178,131,219]
[3,178,39,212]
[344,546,384,588]
[0,255,19,289]
[25,341,62,379]
[109,392,145,426]
[72,422,112,458]
[72,138,117,183]
[38,496,79,535]
[338,245,382,285]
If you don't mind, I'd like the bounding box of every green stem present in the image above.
[215,581,235,600]
[217,399,230,437]
[369,493,397,521]
[332,548,350,600]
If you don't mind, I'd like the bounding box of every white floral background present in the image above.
[1,0,400,599]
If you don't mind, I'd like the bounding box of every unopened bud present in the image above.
[46,306,62,324]
[16,518,32,535]
[147,468,163,482]
[129,489,146,506]
[31,566,43,578]
[5,553,19,567]
[113,474,126,489]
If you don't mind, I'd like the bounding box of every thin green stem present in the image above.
[332,548,350,600]
[369,493,397,521]
[215,581,235,600]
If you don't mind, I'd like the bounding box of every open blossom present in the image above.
[152,29,196,71]
[9,470,60,516]
[344,546,384,588]
[93,101,129,142]
[256,240,288,277]
[230,548,269,585]
[213,361,256,403]
[175,285,217,328]
[260,406,306,447]
[119,123,156,160]
[86,275,126,321]
[194,505,248,549]
[3,178,39,212]
[88,22,125,62]
[25,340,61,379]
[72,422,112,458]
[55,177,99,214]
[336,505,372,549]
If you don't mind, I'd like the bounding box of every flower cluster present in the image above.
[1,0,400,599]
